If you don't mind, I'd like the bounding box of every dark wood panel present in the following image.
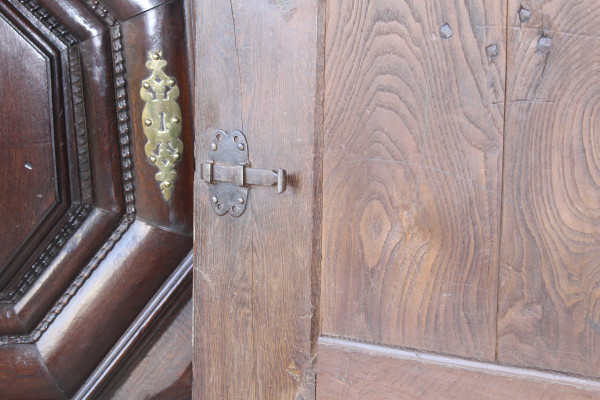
[317,337,600,400]
[0,0,194,398]
[0,7,124,333]
[192,0,324,398]
[498,0,600,377]
[75,252,192,399]
[0,14,56,269]
[321,0,505,360]
[36,220,191,396]
[36,0,106,40]
[79,30,123,214]
[122,0,193,235]
[0,0,72,291]
[7,208,120,333]
[0,344,66,400]
[101,0,171,22]
[105,299,192,400]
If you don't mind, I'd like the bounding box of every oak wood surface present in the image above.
[101,0,170,22]
[36,220,191,395]
[193,0,324,398]
[321,0,506,360]
[0,0,194,397]
[36,0,105,40]
[0,28,124,334]
[0,13,57,270]
[79,30,123,214]
[122,0,193,235]
[1,209,119,334]
[0,344,66,399]
[0,0,72,292]
[498,0,600,377]
[107,299,192,400]
[75,252,192,399]
[317,337,600,400]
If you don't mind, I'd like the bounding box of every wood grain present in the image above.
[122,0,193,236]
[101,0,172,22]
[317,336,600,400]
[106,300,192,400]
[0,344,66,400]
[0,0,72,291]
[75,252,192,399]
[321,0,506,359]
[37,220,191,396]
[0,14,57,270]
[498,0,600,377]
[193,0,324,398]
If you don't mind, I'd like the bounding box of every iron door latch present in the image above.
[200,130,286,217]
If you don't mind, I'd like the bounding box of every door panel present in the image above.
[192,0,600,398]
[322,0,505,360]
[0,0,193,397]
[498,0,600,377]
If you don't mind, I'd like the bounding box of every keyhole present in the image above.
[159,111,168,132]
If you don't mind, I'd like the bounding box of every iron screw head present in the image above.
[144,119,152,126]
[143,82,150,89]
[486,44,499,58]
[172,117,180,124]
[238,198,245,204]
[519,8,532,23]
[168,79,176,86]
[173,154,180,161]
[163,181,171,187]
[211,143,218,151]
[149,155,157,163]
[237,143,245,150]
[440,23,453,39]
[537,36,552,54]
[212,196,218,203]
[151,53,160,60]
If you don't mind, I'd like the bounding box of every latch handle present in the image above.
[201,130,286,217]
[201,164,287,194]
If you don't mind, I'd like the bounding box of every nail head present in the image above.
[519,8,532,23]
[486,44,499,58]
[537,36,552,54]
[440,23,453,39]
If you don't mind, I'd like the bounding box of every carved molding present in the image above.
[74,252,192,399]
[3,204,91,302]
[83,0,116,27]
[17,0,77,46]
[0,1,97,303]
[69,45,93,203]
[0,3,137,342]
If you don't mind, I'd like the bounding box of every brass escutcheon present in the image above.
[140,50,183,201]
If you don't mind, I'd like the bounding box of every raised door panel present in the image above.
[0,14,57,270]
[0,0,193,398]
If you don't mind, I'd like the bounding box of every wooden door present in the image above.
[0,0,193,398]
[193,0,600,399]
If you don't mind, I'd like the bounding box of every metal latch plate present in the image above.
[204,130,249,217]
[201,129,287,217]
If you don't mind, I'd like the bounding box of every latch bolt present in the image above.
[201,130,286,217]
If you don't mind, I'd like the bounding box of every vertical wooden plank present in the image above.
[321,0,506,359]
[498,0,600,376]
[193,0,323,398]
